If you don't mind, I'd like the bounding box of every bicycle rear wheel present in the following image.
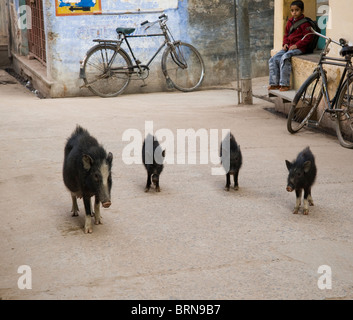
[162,42,205,92]
[335,76,353,148]
[287,71,323,134]
[83,45,132,97]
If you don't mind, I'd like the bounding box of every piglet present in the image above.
[142,134,165,192]
[286,147,317,215]
[220,132,243,191]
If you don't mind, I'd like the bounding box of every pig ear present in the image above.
[106,152,113,165]
[303,161,311,173]
[285,160,292,171]
[82,154,93,171]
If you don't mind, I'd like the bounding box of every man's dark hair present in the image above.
[291,0,304,10]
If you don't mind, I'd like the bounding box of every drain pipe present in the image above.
[235,0,253,105]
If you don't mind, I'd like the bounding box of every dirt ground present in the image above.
[1,76,353,300]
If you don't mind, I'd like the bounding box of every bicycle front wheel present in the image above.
[83,45,132,97]
[335,76,353,148]
[287,71,323,134]
[162,42,205,92]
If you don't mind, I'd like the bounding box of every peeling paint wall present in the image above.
[188,0,274,84]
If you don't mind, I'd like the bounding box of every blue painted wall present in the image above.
[43,0,191,96]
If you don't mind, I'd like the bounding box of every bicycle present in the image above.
[287,27,353,148]
[79,14,205,98]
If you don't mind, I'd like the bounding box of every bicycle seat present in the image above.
[340,46,353,57]
[116,28,135,35]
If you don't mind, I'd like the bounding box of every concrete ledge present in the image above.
[11,52,54,98]
[269,89,296,115]
[269,89,296,102]
[292,53,320,90]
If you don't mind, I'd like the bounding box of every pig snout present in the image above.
[102,201,111,208]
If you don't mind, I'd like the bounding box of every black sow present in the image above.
[63,126,113,233]
[142,134,165,192]
[286,147,317,215]
[220,132,243,191]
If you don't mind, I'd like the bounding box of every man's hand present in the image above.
[289,44,298,50]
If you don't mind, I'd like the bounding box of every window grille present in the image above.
[25,0,46,65]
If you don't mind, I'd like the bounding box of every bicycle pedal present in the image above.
[307,120,319,128]
[140,83,147,88]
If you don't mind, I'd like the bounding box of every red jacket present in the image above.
[283,15,314,53]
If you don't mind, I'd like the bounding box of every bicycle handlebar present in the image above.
[302,27,347,47]
[140,14,168,27]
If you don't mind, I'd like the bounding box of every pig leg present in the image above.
[303,188,311,215]
[293,189,302,214]
[145,173,152,192]
[225,173,231,191]
[233,171,239,191]
[90,198,94,217]
[155,179,161,192]
[83,196,93,234]
[94,196,103,225]
[71,194,79,216]
[308,188,314,207]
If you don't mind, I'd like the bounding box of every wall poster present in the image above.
[55,0,102,16]
[56,1,179,16]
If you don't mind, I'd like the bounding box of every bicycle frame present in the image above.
[123,34,167,69]
[81,13,205,97]
[85,15,187,81]
[317,40,352,113]
[88,36,166,79]
[117,17,179,72]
